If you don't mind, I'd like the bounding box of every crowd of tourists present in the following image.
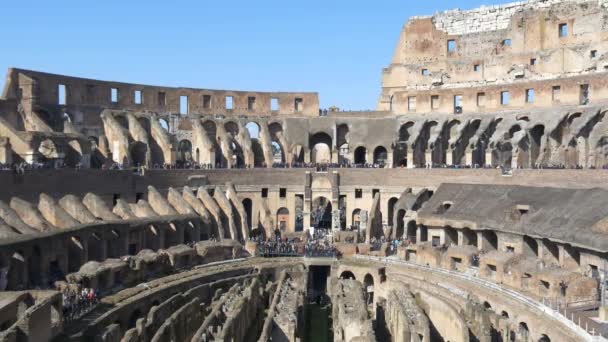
[4,160,608,172]
[61,286,99,322]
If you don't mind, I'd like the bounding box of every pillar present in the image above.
[477,232,484,251]
[485,150,493,167]
[425,151,433,168]
[407,149,414,169]
[465,148,473,167]
[0,138,13,164]
[446,149,453,166]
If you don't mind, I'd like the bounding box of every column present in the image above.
[465,148,473,167]
[407,148,415,169]
[446,149,453,166]
[477,232,484,251]
[485,150,493,167]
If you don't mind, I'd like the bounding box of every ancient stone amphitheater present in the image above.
[3,0,608,341]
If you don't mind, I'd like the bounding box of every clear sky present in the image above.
[0,0,514,110]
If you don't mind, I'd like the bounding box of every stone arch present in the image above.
[352,209,361,229]
[268,122,287,164]
[387,197,398,226]
[363,273,374,305]
[310,132,332,164]
[159,118,169,132]
[245,122,260,139]
[29,246,43,287]
[68,236,85,273]
[538,334,551,342]
[339,270,356,280]
[130,142,148,167]
[128,309,143,329]
[277,207,290,231]
[224,121,239,136]
[311,196,332,229]
[242,198,253,231]
[518,322,529,340]
[354,146,367,165]
[177,139,193,162]
[64,140,83,167]
[395,122,415,167]
[393,209,406,239]
[337,124,350,164]
[373,146,388,166]
[529,125,545,167]
[88,233,103,262]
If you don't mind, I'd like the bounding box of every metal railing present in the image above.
[354,255,606,341]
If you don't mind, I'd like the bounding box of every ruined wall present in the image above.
[379,0,608,113]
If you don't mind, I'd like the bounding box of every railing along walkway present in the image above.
[354,255,607,342]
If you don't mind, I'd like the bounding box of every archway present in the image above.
[64,140,83,167]
[339,271,356,280]
[68,236,85,273]
[518,322,529,340]
[130,142,147,167]
[269,122,287,164]
[29,246,42,287]
[277,207,290,232]
[373,146,388,167]
[394,209,406,239]
[177,139,192,162]
[88,233,103,261]
[245,122,260,139]
[354,146,367,165]
[363,273,374,305]
[311,197,332,229]
[271,141,284,164]
[352,209,361,230]
[387,197,398,226]
[242,199,253,230]
[310,132,332,164]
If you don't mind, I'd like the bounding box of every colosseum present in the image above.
[2,0,608,341]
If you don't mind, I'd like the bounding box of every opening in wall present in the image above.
[454,95,463,114]
[271,98,279,111]
[559,23,568,38]
[530,58,537,66]
[525,89,534,103]
[203,95,211,109]
[158,92,166,106]
[248,96,256,111]
[421,69,430,76]
[226,96,234,110]
[447,39,456,53]
[180,95,189,115]
[501,91,510,105]
[355,188,362,199]
[262,188,268,198]
[502,39,512,46]
[295,98,303,112]
[580,84,590,105]
[134,90,142,105]
[111,88,119,103]
[473,64,481,72]
[58,84,66,105]
[552,86,561,102]
[280,188,287,198]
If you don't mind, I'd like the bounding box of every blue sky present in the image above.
[0,0,513,110]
